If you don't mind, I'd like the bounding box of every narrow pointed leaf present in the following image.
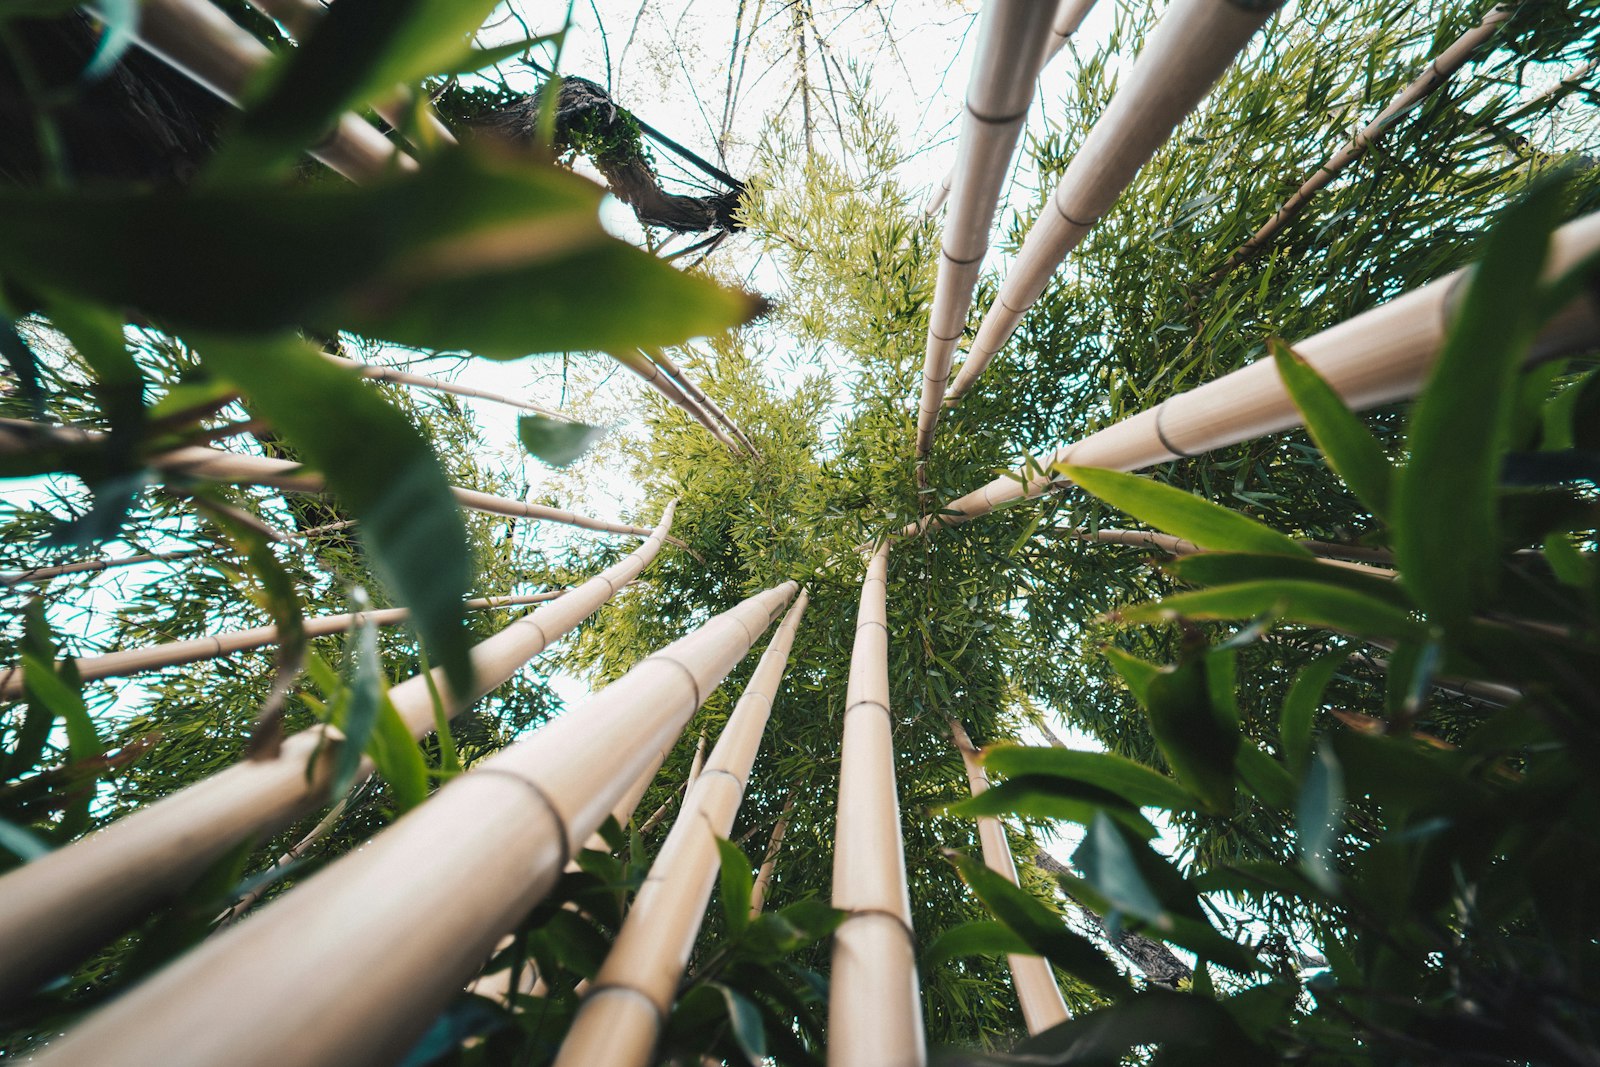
[1059,465,1312,558]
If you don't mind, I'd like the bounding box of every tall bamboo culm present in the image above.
[828,544,925,1067]
[613,348,745,453]
[943,0,1279,406]
[916,0,1058,461]
[554,591,810,1067]
[1212,4,1511,279]
[914,211,1600,536]
[0,505,679,1005]
[645,348,761,457]
[30,578,799,1067]
[750,790,797,917]
[949,719,1069,1034]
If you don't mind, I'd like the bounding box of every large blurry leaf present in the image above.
[0,149,760,360]
[981,745,1197,811]
[710,982,767,1066]
[1141,657,1238,813]
[716,836,756,938]
[518,415,606,468]
[1118,580,1430,642]
[1059,466,1312,558]
[1072,813,1165,925]
[983,989,1271,1067]
[1164,552,1407,606]
[923,919,1032,966]
[332,611,384,797]
[1271,340,1395,519]
[946,775,1159,839]
[199,337,473,696]
[1297,747,1344,894]
[1279,647,1348,773]
[1393,181,1566,626]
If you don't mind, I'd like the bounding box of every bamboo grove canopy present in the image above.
[0,0,1598,1065]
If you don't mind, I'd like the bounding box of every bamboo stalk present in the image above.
[0,420,667,541]
[944,0,1278,407]
[613,349,743,453]
[95,0,408,182]
[0,593,565,700]
[948,718,1069,1035]
[30,578,798,1067]
[0,506,679,1005]
[1,519,356,587]
[553,592,810,1067]
[912,210,1600,537]
[686,728,708,787]
[324,353,570,421]
[1062,527,1397,577]
[643,348,760,456]
[916,1,1059,461]
[1212,5,1512,280]
[829,544,926,1067]
[749,791,796,918]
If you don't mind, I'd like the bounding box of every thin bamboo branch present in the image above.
[325,353,571,421]
[93,0,409,182]
[749,790,796,918]
[643,348,760,456]
[1212,5,1512,280]
[1,519,356,587]
[31,577,799,1067]
[916,1,1059,461]
[686,728,708,787]
[553,592,809,1067]
[944,0,1278,407]
[613,350,743,452]
[1064,527,1397,578]
[829,543,926,1067]
[910,210,1600,538]
[0,505,680,1005]
[0,593,566,700]
[949,718,1069,1034]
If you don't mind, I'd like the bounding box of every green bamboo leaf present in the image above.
[1279,647,1348,774]
[1235,744,1297,809]
[1297,747,1344,895]
[1393,180,1568,626]
[1072,813,1166,926]
[368,692,429,812]
[332,609,385,797]
[922,919,1032,966]
[945,775,1159,839]
[517,415,607,468]
[709,983,768,1067]
[1141,656,1238,814]
[1164,552,1407,607]
[980,745,1199,811]
[1009,989,1271,1064]
[1270,339,1395,519]
[1102,646,1160,705]
[716,836,755,938]
[1117,580,1431,642]
[1058,465,1312,558]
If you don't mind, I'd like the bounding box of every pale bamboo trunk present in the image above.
[945,0,1277,406]
[828,544,926,1067]
[98,0,406,181]
[644,348,760,456]
[1214,5,1511,278]
[30,579,799,1067]
[554,592,810,1067]
[912,211,1600,536]
[749,791,797,917]
[948,719,1069,1034]
[324,353,569,421]
[614,349,743,452]
[916,1,1058,459]
[0,506,679,1005]
[0,593,565,700]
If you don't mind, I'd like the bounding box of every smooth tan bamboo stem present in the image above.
[948,719,1069,1034]
[829,544,925,1067]
[912,211,1600,537]
[1,519,356,586]
[325,353,570,421]
[96,0,408,182]
[553,592,810,1067]
[0,593,564,700]
[32,578,798,1067]
[922,0,1099,218]
[916,1,1059,461]
[1213,5,1511,279]
[0,421,665,541]
[644,348,760,456]
[945,0,1277,406]
[614,349,743,452]
[749,791,796,918]
[0,506,679,1005]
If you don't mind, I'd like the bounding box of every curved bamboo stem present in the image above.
[945,0,1277,407]
[829,544,925,1067]
[31,577,798,1067]
[0,593,566,700]
[749,791,796,918]
[949,718,1069,1035]
[0,506,680,1005]
[644,348,760,456]
[916,1,1059,460]
[1212,5,1511,280]
[911,210,1600,537]
[553,592,810,1067]
[614,349,743,453]
[325,353,570,421]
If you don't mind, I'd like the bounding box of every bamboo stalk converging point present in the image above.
[948,719,1069,1034]
[553,592,810,1067]
[0,506,681,1006]
[911,211,1600,538]
[0,592,566,700]
[1212,5,1512,280]
[29,577,799,1067]
[916,1,1059,460]
[750,791,797,918]
[829,544,926,1067]
[944,0,1279,408]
